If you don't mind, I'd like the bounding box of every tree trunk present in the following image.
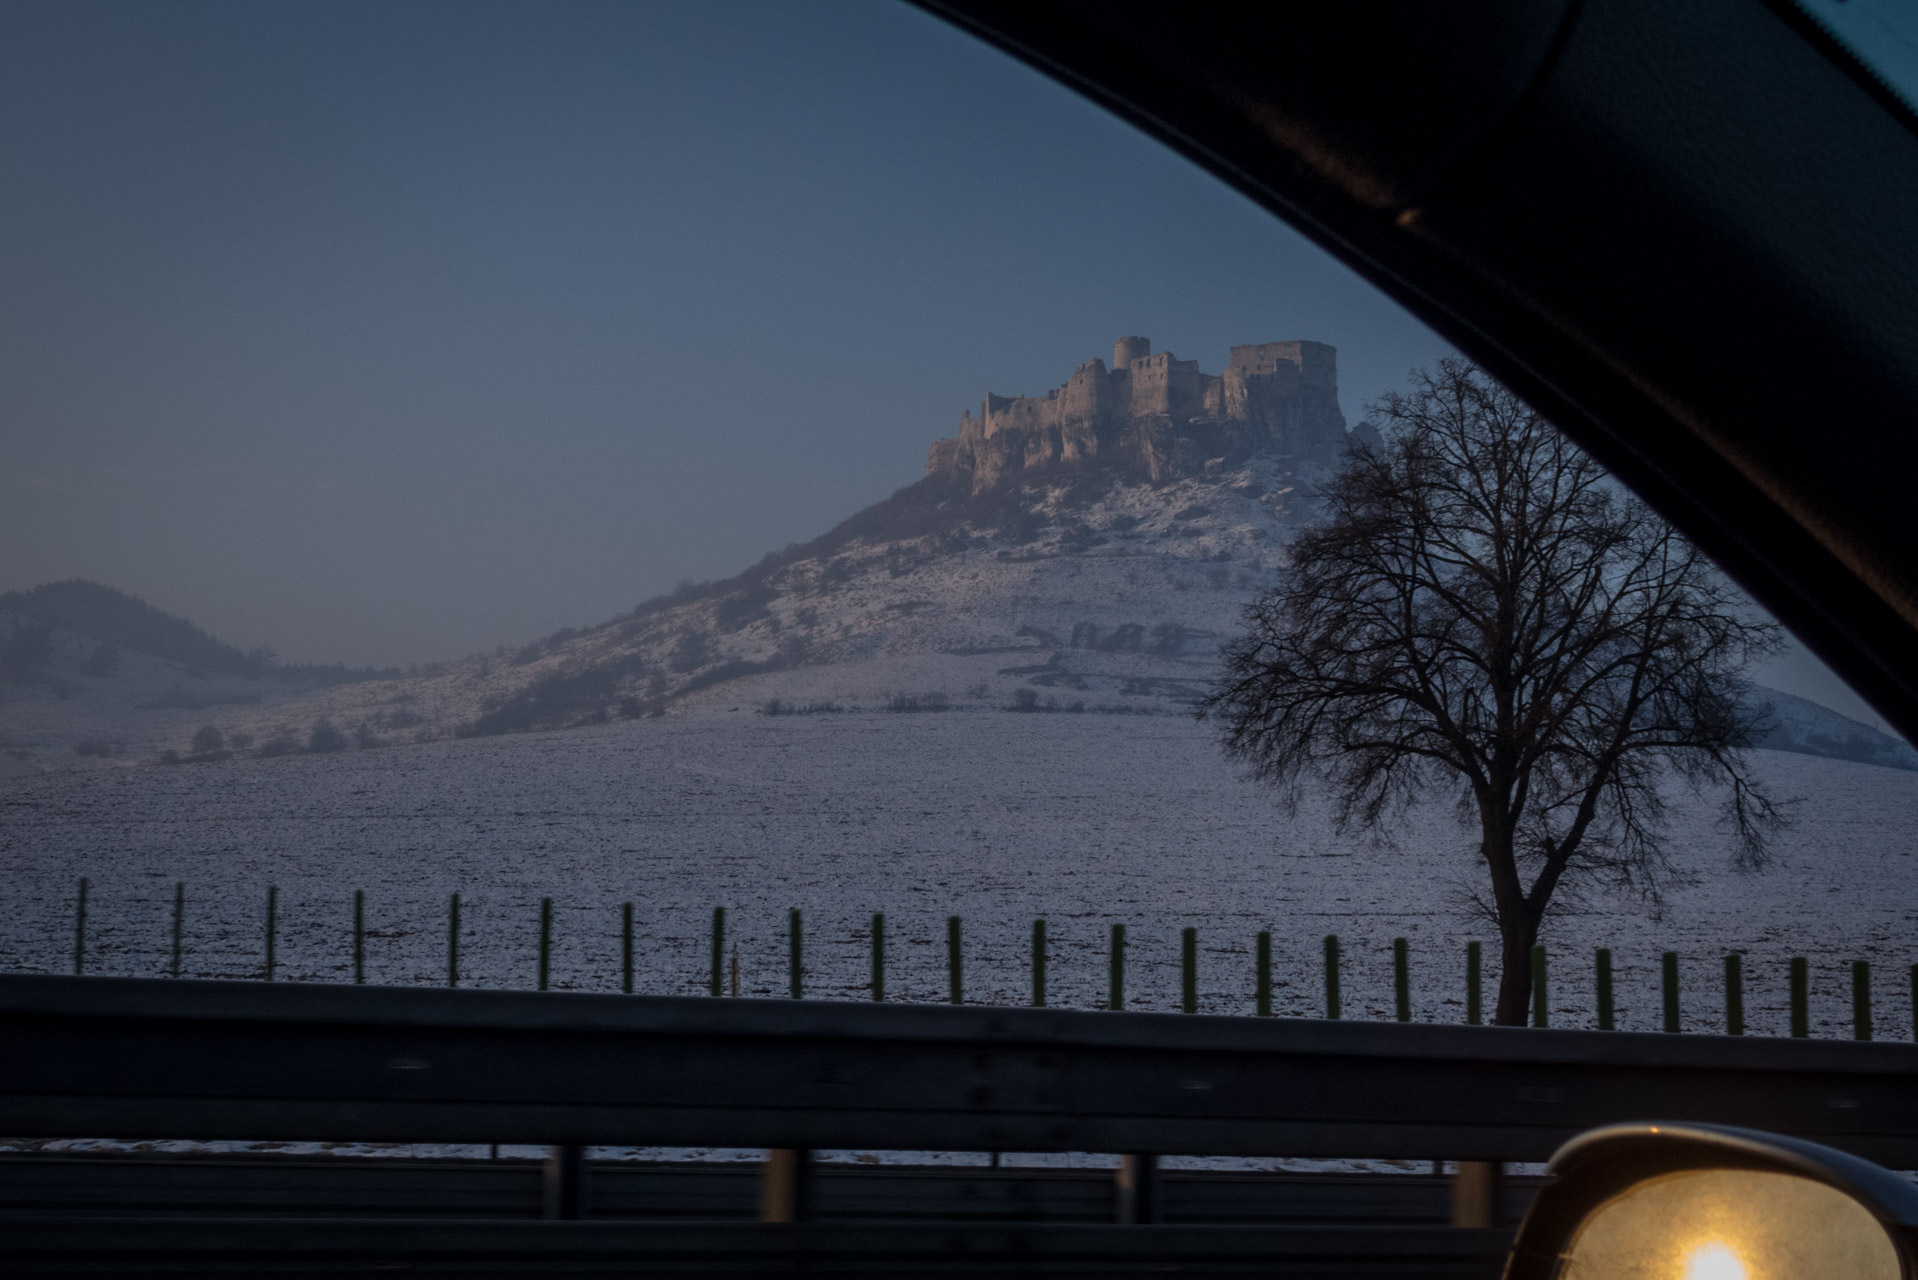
[1492,921,1537,1027]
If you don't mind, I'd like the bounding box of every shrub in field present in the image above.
[306,719,349,753]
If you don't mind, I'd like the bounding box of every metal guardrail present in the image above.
[6,1217,1515,1277]
[0,1154,1544,1225]
[5,974,1918,1165]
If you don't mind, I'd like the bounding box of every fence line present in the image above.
[28,875,1918,1040]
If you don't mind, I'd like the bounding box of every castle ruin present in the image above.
[926,337,1350,492]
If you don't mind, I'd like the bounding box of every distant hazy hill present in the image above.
[1751,687,1918,772]
[0,580,261,674]
[0,579,394,686]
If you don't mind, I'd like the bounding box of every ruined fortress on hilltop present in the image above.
[926,336,1357,493]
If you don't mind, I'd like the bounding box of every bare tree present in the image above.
[1200,361,1785,1025]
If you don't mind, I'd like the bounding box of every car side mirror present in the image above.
[1502,1123,1918,1279]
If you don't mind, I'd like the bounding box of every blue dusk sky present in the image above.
[0,1,1879,726]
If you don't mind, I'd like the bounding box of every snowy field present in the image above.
[5,706,1915,1041]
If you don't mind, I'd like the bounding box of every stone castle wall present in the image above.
[927,336,1348,491]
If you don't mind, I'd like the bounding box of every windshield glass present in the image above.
[1792,0,1918,119]
[2,0,1914,1175]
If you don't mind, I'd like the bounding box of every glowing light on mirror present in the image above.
[1558,1167,1899,1279]
[1681,1242,1747,1280]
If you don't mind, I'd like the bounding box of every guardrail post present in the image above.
[1323,934,1340,1019]
[447,893,460,989]
[1115,1153,1160,1223]
[1790,956,1809,1037]
[264,886,278,982]
[170,882,185,979]
[947,915,961,1004]
[542,1144,587,1219]
[1255,930,1271,1017]
[1530,945,1547,1028]
[539,898,554,992]
[622,903,635,995]
[1854,960,1872,1041]
[1031,918,1047,1008]
[352,890,365,985]
[73,877,89,977]
[871,913,885,1002]
[1466,941,1481,1025]
[1595,948,1613,1030]
[1181,927,1197,1014]
[759,1147,813,1222]
[1452,1160,1502,1228]
[1661,951,1680,1033]
[1393,937,1410,1022]
[1724,953,1743,1035]
[791,908,804,1000]
[1109,923,1125,1011]
[709,907,724,998]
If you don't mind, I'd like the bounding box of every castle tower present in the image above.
[1113,335,1150,368]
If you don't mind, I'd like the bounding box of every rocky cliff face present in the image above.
[927,336,1351,492]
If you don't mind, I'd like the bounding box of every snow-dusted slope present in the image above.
[0,610,309,776]
[171,458,1321,752]
[9,451,1913,776]
[1751,688,1918,772]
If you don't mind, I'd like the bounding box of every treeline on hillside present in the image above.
[0,580,396,686]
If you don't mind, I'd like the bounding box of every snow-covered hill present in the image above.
[8,446,1914,776]
[1751,688,1918,772]
[157,456,1325,753]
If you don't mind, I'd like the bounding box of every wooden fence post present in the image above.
[170,882,185,979]
[1393,937,1411,1022]
[1466,941,1481,1026]
[1323,934,1340,1019]
[1108,923,1125,1011]
[1255,930,1271,1017]
[1854,960,1872,1041]
[1595,948,1614,1030]
[708,907,723,998]
[1790,956,1809,1037]
[1530,944,1547,1028]
[1724,953,1743,1035]
[539,898,554,992]
[946,915,961,1005]
[1181,927,1197,1014]
[447,893,460,988]
[72,876,89,977]
[622,903,635,995]
[1031,918,1046,1008]
[789,908,803,1000]
[1661,951,1680,1033]
[264,886,278,982]
[352,890,365,985]
[871,912,885,1002]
